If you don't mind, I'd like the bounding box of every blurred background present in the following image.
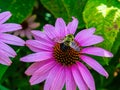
[0,0,120,90]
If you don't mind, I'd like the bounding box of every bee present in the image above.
[60,34,80,52]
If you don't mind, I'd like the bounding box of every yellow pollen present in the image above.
[53,43,80,66]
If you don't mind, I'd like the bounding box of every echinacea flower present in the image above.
[20,17,113,90]
[14,15,40,39]
[0,11,25,66]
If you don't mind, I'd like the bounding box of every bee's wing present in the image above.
[70,41,80,52]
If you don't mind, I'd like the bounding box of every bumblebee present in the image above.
[60,34,80,52]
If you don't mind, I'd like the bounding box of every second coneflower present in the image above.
[14,15,40,39]
[20,17,113,90]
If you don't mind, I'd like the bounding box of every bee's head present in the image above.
[64,34,74,42]
[65,34,74,40]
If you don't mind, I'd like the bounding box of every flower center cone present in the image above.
[53,43,80,66]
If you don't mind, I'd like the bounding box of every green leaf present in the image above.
[0,65,8,80]
[83,0,120,64]
[0,84,9,90]
[116,63,120,68]
[40,0,88,29]
[0,0,35,23]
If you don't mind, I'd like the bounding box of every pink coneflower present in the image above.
[14,15,40,39]
[20,17,113,90]
[0,11,25,66]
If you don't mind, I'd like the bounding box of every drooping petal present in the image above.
[75,28,95,42]
[0,52,12,66]
[20,52,52,62]
[0,23,22,32]
[33,60,55,75]
[44,24,59,40]
[81,47,113,57]
[25,60,50,76]
[30,72,48,85]
[26,29,33,39]
[55,18,67,38]
[19,30,25,37]
[26,40,53,52]
[30,60,56,85]
[67,17,78,34]
[65,66,76,90]
[50,65,65,90]
[0,34,25,46]
[79,35,104,46]
[80,55,109,78]
[0,11,11,24]
[0,41,16,57]
[14,30,20,36]
[77,62,95,90]
[71,64,88,90]
[44,64,61,90]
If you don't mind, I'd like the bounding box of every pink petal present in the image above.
[20,52,52,62]
[0,34,25,46]
[19,30,25,37]
[55,18,67,38]
[50,65,65,90]
[67,17,78,34]
[25,44,43,53]
[25,60,50,76]
[0,52,12,66]
[0,23,22,32]
[81,47,113,57]
[26,40,53,52]
[71,64,88,90]
[0,11,11,24]
[26,30,33,39]
[79,35,104,46]
[0,41,16,57]
[80,55,109,78]
[75,28,95,42]
[30,72,48,85]
[14,30,20,36]
[31,30,53,44]
[77,62,95,90]
[44,24,59,40]
[65,66,76,90]
[44,64,61,90]
[27,15,36,23]
[30,60,56,85]
[33,60,55,75]
[31,30,49,40]
[29,22,40,29]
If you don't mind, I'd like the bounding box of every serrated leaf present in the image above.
[111,31,120,54]
[40,0,88,29]
[83,0,120,64]
[0,0,35,23]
